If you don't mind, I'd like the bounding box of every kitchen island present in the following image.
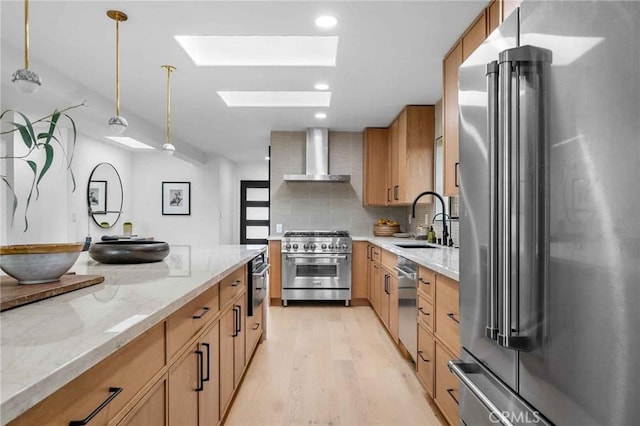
[0,244,266,425]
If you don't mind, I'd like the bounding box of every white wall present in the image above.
[131,153,222,246]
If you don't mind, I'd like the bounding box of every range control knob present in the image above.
[328,244,335,249]
[285,243,292,250]
[321,243,327,249]
[341,243,348,250]
[292,244,298,250]
[310,243,317,250]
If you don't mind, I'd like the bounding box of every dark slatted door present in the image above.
[240,180,270,244]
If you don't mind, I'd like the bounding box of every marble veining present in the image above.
[0,245,266,425]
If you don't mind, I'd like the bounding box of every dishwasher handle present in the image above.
[394,265,417,281]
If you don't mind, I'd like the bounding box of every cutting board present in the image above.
[0,274,105,312]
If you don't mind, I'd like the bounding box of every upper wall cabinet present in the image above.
[363,128,390,206]
[388,106,435,205]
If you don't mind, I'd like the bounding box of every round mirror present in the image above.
[87,162,123,228]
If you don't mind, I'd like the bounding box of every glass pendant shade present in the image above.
[162,142,176,155]
[108,115,128,135]
[12,69,42,93]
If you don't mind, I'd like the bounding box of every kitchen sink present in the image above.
[394,244,437,249]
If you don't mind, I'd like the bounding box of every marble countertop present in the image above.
[353,236,459,281]
[0,244,266,425]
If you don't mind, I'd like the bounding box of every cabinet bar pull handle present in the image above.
[387,188,391,203]
[454,162,460,188]
[447,312,460,324]
[237,305,242,333]
[231,279,242,287]
[418,278,430,285]
[202,343,210,382]
[418,307,430,316]
[417,351,430,362]
[192,306,210,319]
[232,307,239,337]
[394,185,399,200]
[195,350,204,391]
[69,387,123,425]
[252,323,260,330]
[447,388,459,405]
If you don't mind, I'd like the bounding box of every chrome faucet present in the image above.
[411,191,449,246]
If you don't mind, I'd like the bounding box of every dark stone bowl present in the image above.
[88,241,170,264]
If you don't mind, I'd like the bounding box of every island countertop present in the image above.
[0,244,266,425]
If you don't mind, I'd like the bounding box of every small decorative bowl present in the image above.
[89,241,170,264]
[0,243,84,284]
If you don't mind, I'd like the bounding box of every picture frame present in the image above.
[88,180,107,214]
[162,182,190,215]
[168,245,191,277]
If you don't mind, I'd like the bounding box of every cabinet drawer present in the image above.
[417,293,433,332]
[167,285,219,359]
[10,324,165,426]
[220,266,246,308]
[245,301,264,363]
[418,265,435,300]
[417,323,434,396]
[435,274,460,355]
[381,249,397,272]
[434,341,460,426]
[371,246,381,263]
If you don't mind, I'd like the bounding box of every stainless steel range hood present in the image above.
[283,128,351,182]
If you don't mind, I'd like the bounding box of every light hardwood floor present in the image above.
[224,305,446,426]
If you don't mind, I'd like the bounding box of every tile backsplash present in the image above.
[270,131,407,235]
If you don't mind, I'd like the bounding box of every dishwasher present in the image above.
[396,256,418,362]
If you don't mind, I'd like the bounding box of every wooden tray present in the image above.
[1,274,105,312]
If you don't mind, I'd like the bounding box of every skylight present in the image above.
[175,36,339,66]
[105,136,155,150]
[217,91,331,107]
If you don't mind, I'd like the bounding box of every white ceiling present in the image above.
[1,0,488,164]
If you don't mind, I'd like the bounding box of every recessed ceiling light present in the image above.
[175,36,338,66]
[315,112,327,119]
[105,136,155,150]
[315,16,337,29]
[217,91,331,107]
[314,83,330,90]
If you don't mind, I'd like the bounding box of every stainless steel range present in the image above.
[281,231,352,306]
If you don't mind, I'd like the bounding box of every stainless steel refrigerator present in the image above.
[453,1,640,425]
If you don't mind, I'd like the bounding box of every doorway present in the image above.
[240,180,270,244]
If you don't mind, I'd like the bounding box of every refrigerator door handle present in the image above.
[496,45,552,352]
[486,60,500,341]
[448,360,515,426]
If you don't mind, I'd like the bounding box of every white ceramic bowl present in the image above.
[0,243,84,284]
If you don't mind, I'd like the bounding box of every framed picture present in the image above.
[162,182,191,215]
[168,245,191,277]
[88,180,107,214]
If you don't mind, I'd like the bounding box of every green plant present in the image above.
[1,102,85,231]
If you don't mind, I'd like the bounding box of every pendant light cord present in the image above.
[162,65,176,144]
[115,18,120,116]
[24,0,29,69]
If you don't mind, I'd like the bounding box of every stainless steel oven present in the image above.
[281,231,352,306]
[247,252,269,317]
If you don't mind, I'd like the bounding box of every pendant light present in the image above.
[107,10,128,135]
[11,0,42,93]
[161,65,176,155]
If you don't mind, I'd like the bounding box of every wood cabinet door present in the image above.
[351,241,368,299]
[416,324,435,397]
[443,42,462,196]
[388,272,399,343]
[234,296,247,387]
[363,128,390,206]
[168,342,199,426]
[396,108,408,203]
[434,341,460,426]
[488,0,501,34]
[462,12,487,61]
[219,305,236,416]
[403,106,435,204]
[388,117,400,205]
[380,269,390,328]
[370,260,380,314]
[119,376,167,426]
[434,274,460,356]
[199,322,220,426]
[268,240,281,301]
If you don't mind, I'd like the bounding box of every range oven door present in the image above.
[282,253,350,290]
